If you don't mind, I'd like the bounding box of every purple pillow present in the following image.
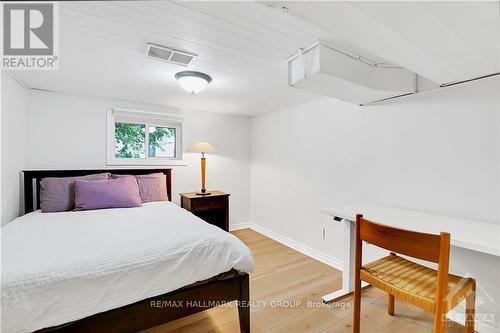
[137,175,168,203]
[74,176,142,211]
[111,173,168,203]
[40,173,110,212]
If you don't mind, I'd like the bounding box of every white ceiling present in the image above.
[283,1,500,84]
[11,1,500,116]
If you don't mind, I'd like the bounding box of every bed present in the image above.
[1,169,253,333]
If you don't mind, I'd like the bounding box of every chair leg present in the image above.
[433,308,446,333]
[387,294,395,316]
[465,282,475,333]
[387,253,396,317]
[353,278,362,333]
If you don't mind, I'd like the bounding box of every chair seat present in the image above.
[360,254,475,313]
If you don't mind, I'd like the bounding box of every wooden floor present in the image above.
[143,229,469,333]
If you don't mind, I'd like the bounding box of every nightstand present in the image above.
[180,191,229,232]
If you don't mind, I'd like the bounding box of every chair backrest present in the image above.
[356,214,449,263]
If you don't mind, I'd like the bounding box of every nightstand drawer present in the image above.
[193,197,226,211]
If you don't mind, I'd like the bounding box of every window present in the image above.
[107,108,183,165]
[148,126,176,158]
[114,123,146,159]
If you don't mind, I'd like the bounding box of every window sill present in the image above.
[107,159,187,166]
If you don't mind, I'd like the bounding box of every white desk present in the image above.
[321,203,500,303]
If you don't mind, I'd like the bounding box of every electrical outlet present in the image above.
[319,227,325,239]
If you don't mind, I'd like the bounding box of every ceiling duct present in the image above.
[288,40,416,105]
[145,43,196,66]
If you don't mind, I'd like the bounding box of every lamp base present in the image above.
[195,191,211,196]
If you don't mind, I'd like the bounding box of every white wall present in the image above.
[251,77,499,256]
[178,109,251,225]
[25,90,251,226]
[250,77,500,331]
[1,73,28,226]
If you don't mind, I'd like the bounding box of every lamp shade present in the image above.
[187,142,217,154]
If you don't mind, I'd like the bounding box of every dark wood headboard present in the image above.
[22,168,172,213]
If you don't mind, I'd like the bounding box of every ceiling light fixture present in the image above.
[175,71,212,94]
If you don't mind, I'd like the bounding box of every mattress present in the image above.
[1,201,254,333]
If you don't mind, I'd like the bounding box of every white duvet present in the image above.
[1,201,253,333]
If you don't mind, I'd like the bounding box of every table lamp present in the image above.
[187,142,217,195]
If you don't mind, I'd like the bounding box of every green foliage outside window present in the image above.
[149,126,176,157]
[114,122,176,158]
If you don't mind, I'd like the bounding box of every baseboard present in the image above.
[229,222,251,231]
[238,222,343,271]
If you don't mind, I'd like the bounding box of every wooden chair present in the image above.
[352,214,476,333]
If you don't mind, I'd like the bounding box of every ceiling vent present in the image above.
[288,40,416,104]
[145,43,197,66]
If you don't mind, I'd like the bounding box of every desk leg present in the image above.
[322,219,368,303]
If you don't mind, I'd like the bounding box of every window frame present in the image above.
[107,108,185,166]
